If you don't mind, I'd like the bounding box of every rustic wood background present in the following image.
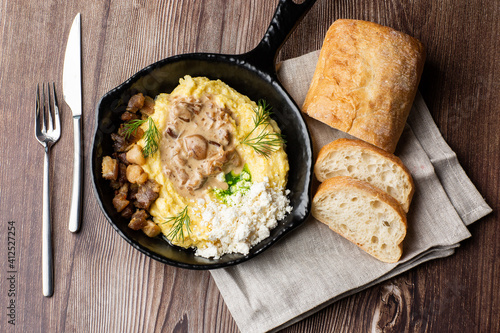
[1,0,498,332]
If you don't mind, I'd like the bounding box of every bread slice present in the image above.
[315,138,414,212]
[312,176,407,263]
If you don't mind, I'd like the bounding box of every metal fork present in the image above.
[35,83,61,297]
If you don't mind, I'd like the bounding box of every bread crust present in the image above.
[314,138,415,211]
[312,176,407,263]
[302,19,426,153]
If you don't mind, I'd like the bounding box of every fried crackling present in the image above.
[102,156,119,180]
[126,144,146,165]
[134,179,161,210]
[126,164,148,185]
[128,209,148,230]
[126,93,145,113]
[142,220,161,237]
[112,184,130,213]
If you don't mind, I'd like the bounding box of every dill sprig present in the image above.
[241,100,285,158]
[163,206,191,242]
[122,118,146,138]
[122,117,160,157]
[142,117,160,157]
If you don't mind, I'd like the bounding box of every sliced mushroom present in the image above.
[216,128,230,146]
[182,100,202,114]
[208,140,221,147]
[173,154,187,167]
[184,135,208,160]
[228,150,241,167]
[165,127,178,139]
[186,172,206,191]
[172,104,193,122]
[176,168,189,185]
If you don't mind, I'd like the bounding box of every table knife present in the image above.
[63,13,83,233]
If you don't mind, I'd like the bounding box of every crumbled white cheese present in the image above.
[193,178,292,259]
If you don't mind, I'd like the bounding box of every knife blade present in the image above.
[63,13,83,233]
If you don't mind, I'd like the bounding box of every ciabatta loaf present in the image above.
[312,176,407,263]
[302,19,425,152]
[315,138,414,212]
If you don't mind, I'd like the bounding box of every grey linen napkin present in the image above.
[210,50,492,333]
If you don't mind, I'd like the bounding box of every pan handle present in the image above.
[240,0,317,75]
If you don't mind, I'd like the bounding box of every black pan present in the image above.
[91,0,316,269]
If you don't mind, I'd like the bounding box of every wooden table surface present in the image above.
[1,0,498,332]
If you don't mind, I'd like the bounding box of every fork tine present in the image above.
[51,82,61,136]
[46,83,54,132]
[41,84,47,133]
[35,84,41,127]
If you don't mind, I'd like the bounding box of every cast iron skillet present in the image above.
[91,0,316,269]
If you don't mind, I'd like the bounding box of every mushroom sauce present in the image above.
[161,94,242,199]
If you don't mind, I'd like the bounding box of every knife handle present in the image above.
[69,116,83,233]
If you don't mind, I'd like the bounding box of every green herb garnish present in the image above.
[142,117,160,157]
[241,100,285,158]
[163,206,191,242]
[213,165,252,205]
[122,118,146,138]
[123,117,160,157]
